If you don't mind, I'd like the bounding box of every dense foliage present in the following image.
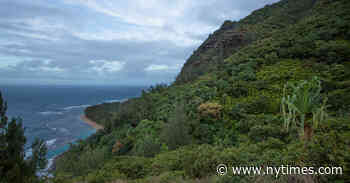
[0,92,48,183]
[54,0,350,182]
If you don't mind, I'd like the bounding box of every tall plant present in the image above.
[281,76,328,139]
[0,92,47,183]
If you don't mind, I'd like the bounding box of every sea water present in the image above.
[0,84,145,169]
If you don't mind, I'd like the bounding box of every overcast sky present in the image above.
[0,0,279,86]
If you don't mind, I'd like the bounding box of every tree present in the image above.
[160,104,191,150]
[281,77,328,140]
[0,92,47,183]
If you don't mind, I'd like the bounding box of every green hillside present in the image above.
[53,0,350,182]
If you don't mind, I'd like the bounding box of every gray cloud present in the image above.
[0,0,280,85]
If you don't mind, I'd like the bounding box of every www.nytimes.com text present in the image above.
[217,164,343,178]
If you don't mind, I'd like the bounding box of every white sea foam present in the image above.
[25,148,33,158]
[46,139,57,146]
[63,104,91,110]
[46,124,57,131]
[39,111,63,115]
[58,128,69,133]
[46,158,54,170]
[37,158,54,177]
[104,98,128,103]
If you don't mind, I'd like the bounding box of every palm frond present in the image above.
[281,76,327,136]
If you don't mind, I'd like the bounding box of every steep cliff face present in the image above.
[175,0,317,84]
[175,21,253,84]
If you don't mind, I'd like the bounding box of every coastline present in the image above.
[50,115,103,172]
[80,115,104,130]
[52,101,126,171]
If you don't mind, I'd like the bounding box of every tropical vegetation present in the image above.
[52,0,350,182]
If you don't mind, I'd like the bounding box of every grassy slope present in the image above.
[54,0,350,182]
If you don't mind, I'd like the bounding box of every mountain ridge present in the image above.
[175,0,318,84]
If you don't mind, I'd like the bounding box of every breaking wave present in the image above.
[39,111,63,115]
[63,104,91,110]
[103,98,128,103]
[46,139,57,147]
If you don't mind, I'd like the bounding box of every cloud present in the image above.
[5,59,65,73]
[0,0,280,85]
[5,30,60,41]
[0,17,69,42]
[0,55,24,69]
[63,0,225,46]
[28,65,64,72]
[63,0,180,27]
[73,28,203,47]
[89,60,125,73]
[145,64,181,72]
[0,40,25,47]
[0,17,66,32]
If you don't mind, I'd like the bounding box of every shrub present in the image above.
[245,96,271,114]
[327,88,350,112]
[248,125,278,142]
[227,104,246,120]
[141,171,185,183]
[191,123,215,144]
[256,137,285,150]
[78,146,110,173]
[183,145,221,178]
[85,172,106,183]
[213,127,238,147]
[112,140,124,154]
[198,102,223,119]
[112,156,152,179]
[130,120,163,157]
[151,151,185,175]
[313,40,350,63]
[160,105,192,150]
[227,83,249,98]
[346,30,350,40]
[132,135,161,157]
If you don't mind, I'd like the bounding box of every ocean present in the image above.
[0,84,146,169]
